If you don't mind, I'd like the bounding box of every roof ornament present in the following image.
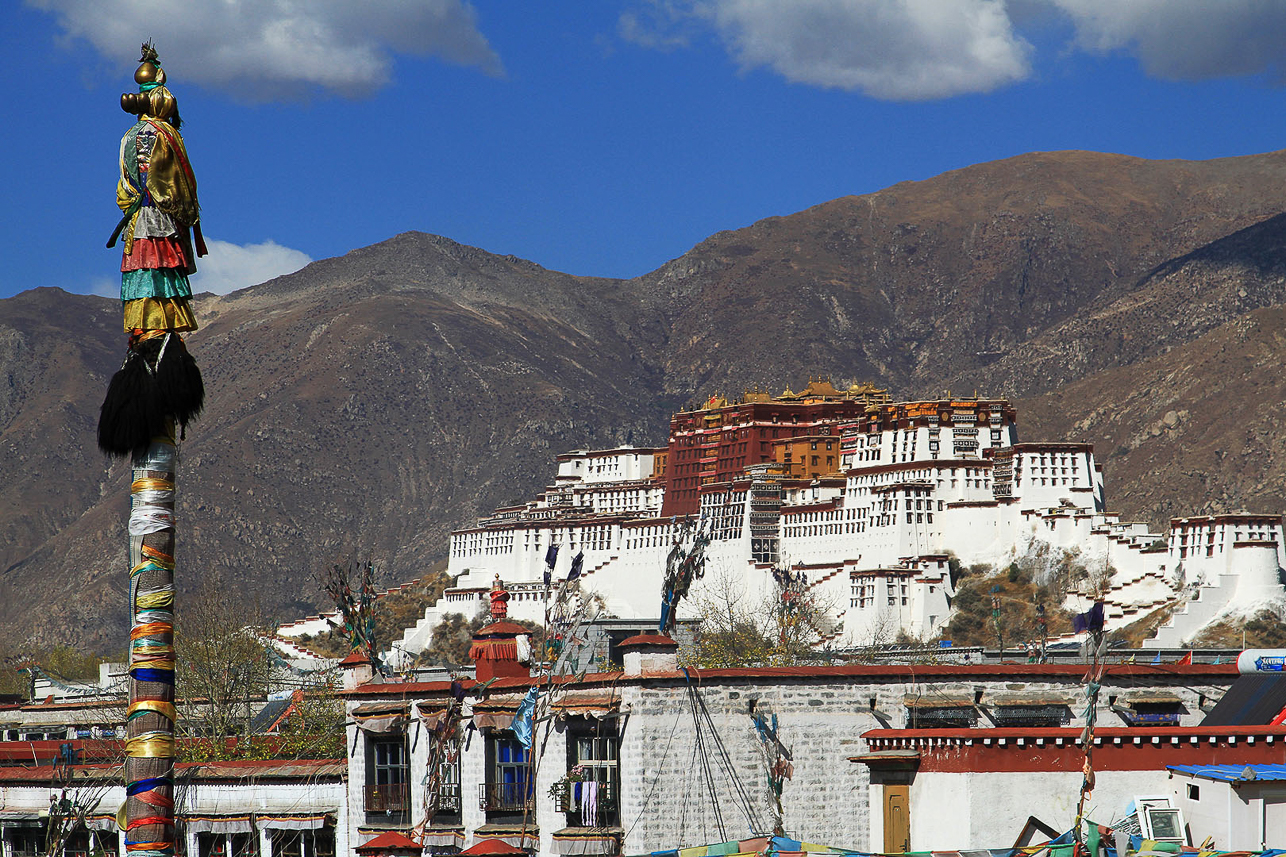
[120,41,178,124]
[489,574,510,620]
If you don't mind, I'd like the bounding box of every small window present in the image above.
[1187,783,1200,801]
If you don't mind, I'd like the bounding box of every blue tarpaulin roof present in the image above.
[1167,764,1286,783]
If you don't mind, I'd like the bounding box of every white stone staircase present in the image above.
[1143,571,1244,648]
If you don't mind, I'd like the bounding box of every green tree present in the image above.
[416,610,545,667]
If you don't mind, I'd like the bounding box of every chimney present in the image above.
[339,650,374,690]
[469,577,531,683]
[618,633,679,677]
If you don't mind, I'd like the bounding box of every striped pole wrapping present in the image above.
[125,431,177,857]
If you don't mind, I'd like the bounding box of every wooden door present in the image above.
[884,785,911,853]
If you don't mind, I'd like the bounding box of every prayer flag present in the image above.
[510,687,540,748]
[543,544,559,585]
[568,551,584,581]
[1072,602,1105,634]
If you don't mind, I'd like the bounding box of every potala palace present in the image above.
[304,379,1285,660]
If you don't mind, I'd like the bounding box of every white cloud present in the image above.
[621,1,1286,100]
[191,239,312,295]
[622,0,1032,100]
[88,276,118,299]
[618,2,699,52]
[1051,0,1286,83]
[29,0,502,100]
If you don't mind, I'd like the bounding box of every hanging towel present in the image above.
[581,780,598,826]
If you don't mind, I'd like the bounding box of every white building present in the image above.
[362,398,1284,661]
[341,627,1250,856]
[0,759,346,857]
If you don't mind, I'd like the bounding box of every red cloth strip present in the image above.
[121,237,189,272]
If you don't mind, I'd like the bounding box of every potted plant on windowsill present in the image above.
[549,765,588,811]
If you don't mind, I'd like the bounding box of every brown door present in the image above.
[884,785,910,853]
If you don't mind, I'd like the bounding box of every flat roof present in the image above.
[1168,764,1286,783]
[344,662,1237,697]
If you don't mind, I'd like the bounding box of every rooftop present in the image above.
[1167,763,1286,783]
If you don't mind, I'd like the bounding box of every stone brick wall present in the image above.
[345,665,1237,856]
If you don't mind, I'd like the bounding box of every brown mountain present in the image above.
[641,149,1286,400]
[4,149,1286,650]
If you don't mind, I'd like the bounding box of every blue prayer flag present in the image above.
[510,687,540,748]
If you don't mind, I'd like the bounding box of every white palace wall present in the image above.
[391,405,1284,660]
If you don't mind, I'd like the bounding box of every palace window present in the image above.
[271,829,335,857]
[197,833,259,857]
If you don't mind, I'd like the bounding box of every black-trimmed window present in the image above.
[1124,701,1184,727]
[905,704,977,729]
[366,736,410,824]
[272,828,335,857]
[556,725,620,827]
[993,704,1070,728]
[429,734,463,824]
[482,734,533,821]
[6,827,42,857]
[198,832,260,857]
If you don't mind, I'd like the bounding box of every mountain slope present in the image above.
[1019,304,1286,527]
[644,149,1286,400]
[5,150,1286,649]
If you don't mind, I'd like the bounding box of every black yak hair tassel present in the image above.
[97,333,205,457]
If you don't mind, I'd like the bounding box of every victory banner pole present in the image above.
[99,42,206,857]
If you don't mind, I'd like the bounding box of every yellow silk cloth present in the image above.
[127,700,178,721]
[123,298,198,333]
[125,733,176,758]
[117,116,200,255]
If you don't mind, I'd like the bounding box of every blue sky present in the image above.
[6,0,1286,300]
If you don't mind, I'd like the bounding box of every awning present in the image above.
[991,695,1072,707]
[553,828,622,855]
[903,695,974,709]
[474,825,538,851]
[356,831,423,854]
[1125,692,1183,705]
[185,816,254,834]
[422,828,465,848]
[473,712,517,731]
[258,814,331,831]
[355,701,410,716]
[85,814,118,832]
[418,704,461,731]
[473,702,521,731]
[354,702,409,734]
[0,811,39,821]
[553,695,621,720]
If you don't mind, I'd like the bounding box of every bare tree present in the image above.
[42,758,118,857]
[689,564,834,667]
[174,573,275,760]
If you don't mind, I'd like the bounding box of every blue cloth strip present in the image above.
[127,777,172,796]
[129,668,175,684]
[121,268,192,302]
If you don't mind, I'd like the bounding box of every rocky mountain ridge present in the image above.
[4,148,1286,650]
